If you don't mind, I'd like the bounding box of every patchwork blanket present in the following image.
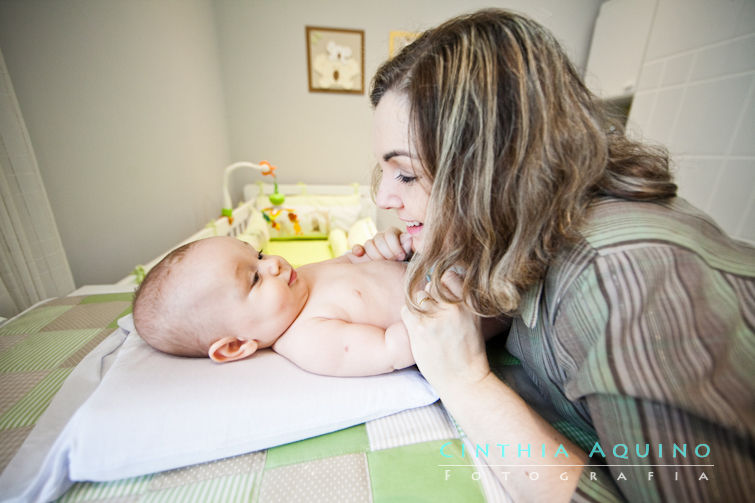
[0,294,515,502]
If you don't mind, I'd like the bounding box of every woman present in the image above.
[354,9,754,503]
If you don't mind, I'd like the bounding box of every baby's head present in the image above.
[133,236,307,362]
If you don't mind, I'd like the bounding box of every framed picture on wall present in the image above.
[389,31,421,58]
[306,26,365,94]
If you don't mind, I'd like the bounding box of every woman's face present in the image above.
[372,90,432,253]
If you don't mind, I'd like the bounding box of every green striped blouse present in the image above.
[506,197,755,502]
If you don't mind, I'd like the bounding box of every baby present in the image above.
[132,236,414,376]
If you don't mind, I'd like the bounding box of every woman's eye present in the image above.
[257,251,263,260]
[394,172,417,184]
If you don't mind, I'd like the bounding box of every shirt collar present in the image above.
[519,281,544,329]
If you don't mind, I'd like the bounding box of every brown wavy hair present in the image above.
[370,9,676,315]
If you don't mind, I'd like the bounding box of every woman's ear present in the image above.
[208,336,258,363]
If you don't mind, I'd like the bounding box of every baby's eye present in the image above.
[252,271,260,287]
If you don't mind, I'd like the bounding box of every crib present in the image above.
[0,171,517,502]
[116,181,379,287]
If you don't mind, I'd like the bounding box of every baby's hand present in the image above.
[351,227,412,261]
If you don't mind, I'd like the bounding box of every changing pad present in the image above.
[1,315,437,501]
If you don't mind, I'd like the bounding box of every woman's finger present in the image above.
[399,232,413,255]
[374,230,404,260]
[361,239,382,260]
[441,269,464,298]
[351,244,366,257]
[415,290,436,310]
[424,269,464,300]
[356,228,408,261]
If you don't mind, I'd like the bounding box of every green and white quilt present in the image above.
[0,294,515,502]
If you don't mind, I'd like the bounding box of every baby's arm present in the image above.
[274,319,414,377]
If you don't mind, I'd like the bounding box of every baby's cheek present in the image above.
[282,288,302,317]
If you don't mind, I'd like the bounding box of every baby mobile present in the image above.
[221,161,301,234]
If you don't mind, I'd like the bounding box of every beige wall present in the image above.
[628,0,755,243]
[0,0,231,286]
[214,0,603,199]
[0,0,602,287]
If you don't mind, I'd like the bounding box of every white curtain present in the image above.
[0,49,74,318]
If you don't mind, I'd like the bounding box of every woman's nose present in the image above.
[375,175,402,210]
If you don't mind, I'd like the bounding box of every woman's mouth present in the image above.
[288,269,297,286]
[406,221,423,235]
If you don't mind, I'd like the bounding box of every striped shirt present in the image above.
[505,197,755,502]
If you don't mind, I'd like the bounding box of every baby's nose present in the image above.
[263,257,280,275]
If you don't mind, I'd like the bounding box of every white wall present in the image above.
[0,0,230,286]
[628,0,755,242]
[0,0,602,287]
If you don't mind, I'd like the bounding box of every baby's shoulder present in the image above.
[304,258,406,280]
[351,259,407,276]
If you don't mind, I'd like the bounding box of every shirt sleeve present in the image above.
[553,244,755,502]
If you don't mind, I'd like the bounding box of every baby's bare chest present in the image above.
[301,261,406,328]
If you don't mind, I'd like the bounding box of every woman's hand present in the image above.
[351,227,413,261]
[401,271,586,502]
[401,270,491,394]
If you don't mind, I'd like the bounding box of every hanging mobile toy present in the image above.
[256,162,301,234]
[258,161,286,206]
[221,161,301,234]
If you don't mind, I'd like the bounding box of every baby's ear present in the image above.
[208,336,258,363]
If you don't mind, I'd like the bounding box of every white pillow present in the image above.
[347,217,378,249]
[328,228,349,257]
[66,317,437,481]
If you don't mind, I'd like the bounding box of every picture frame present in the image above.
[306,26,365,94]
[389,30,421,58]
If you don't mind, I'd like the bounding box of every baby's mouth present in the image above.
[288,269,297,286]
